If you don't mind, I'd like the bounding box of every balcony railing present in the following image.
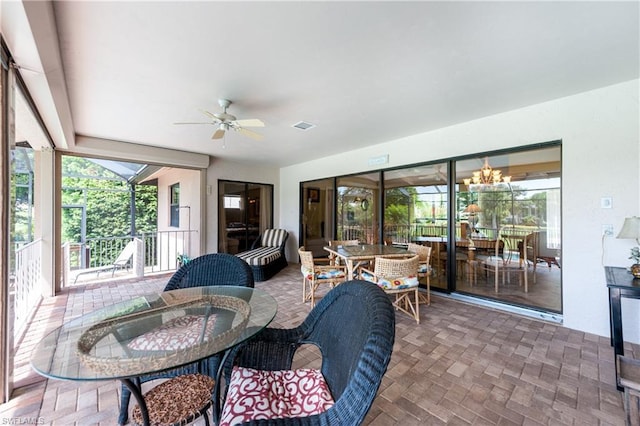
[13,239,43,340]
[64,230,199,286]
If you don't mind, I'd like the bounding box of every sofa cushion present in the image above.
[261,229,288,248]
[219,366,334,426]
[237,247,282,266]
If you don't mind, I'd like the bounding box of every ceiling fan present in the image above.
[174,99,264,141]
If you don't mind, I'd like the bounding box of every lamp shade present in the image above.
[464,204,482,214]
[617,216,640,240]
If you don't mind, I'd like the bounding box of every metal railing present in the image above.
[13,239,43,340]
[67,230,198,275]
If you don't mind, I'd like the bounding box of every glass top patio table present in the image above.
[31,286,277,381]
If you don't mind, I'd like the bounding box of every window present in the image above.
[170,183,180,227]
[224,196,241,209]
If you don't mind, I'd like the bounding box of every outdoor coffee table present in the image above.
[30,286,277,426]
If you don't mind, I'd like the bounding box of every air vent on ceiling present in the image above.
[292,121,316,131]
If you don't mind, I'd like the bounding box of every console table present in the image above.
[605,266,640,391]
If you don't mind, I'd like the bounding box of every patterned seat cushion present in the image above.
[219,366,335,426]
[301,266,346,281]
[237,247,282,266]
[127,314,217,351]
[378,275,419,290]
[418,264,432,274]
[361,271,419,290]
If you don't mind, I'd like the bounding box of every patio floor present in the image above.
[0,264,637,425]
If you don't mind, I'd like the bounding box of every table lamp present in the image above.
[616,216,640,277]
[464,204,482,233]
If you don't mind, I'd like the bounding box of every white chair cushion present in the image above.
[219,366,335,426]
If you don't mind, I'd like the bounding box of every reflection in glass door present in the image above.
[454,146,561,313]
[218,181,273,254]
[301,179,334,258]
[336,173,380,244]
[383,164,449,290]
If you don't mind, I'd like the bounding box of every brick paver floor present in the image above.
[0,265,637,425]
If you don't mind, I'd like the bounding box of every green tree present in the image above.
[61,157,158,243]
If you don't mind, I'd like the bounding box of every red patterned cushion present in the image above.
[219,366,335,426]
[127,314,217,351]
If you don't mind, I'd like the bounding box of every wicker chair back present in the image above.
[165,253,255,291]
[223,280,395,425]
[373,255,420,278]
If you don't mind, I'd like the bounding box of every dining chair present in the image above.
[476,230,528,293]
[407,243,432,305]
[218,280,395,426]
[118,253,254,425]
[518,230,539,283]
[299,247,347,307]
[359,255,421,323]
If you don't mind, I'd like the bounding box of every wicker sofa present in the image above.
[236,229,289,281]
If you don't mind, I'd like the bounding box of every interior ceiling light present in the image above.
[292,121,316,131]
[463,157,511,186]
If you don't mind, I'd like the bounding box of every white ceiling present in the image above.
[5,1,639,167]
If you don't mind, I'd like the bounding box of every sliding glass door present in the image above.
[455,146,561,312]
[300,179,335,258]
[218,181,273,254]
[383,163,449,290]
[300,143,561,314]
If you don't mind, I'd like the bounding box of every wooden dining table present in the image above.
[323,244,413,279]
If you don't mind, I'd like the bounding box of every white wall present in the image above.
[156,168,201,255]
[205,157,280,253]
[280,79,640,341]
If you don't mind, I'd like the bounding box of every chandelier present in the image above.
[463,157,511,186]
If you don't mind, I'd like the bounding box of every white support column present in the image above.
[35,147,56,297]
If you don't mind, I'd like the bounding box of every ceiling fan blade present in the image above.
[212,129,225,139]
[200,109,217,119]
[234,118,265,128]
[174,122,213,125]
[237,127,263,140]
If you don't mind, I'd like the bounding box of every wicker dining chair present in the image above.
[117,253,254,425]
[218,280,395,426]
[359,255,421,323]
[407,243,432,305]
[299,247,347,307]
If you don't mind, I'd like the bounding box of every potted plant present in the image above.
[177,253,191,268]
[629,247,640,278]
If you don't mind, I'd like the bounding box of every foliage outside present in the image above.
[61,156,158,243]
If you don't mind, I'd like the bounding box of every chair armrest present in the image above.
[315,264,346,273]
[358,267,376,280]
